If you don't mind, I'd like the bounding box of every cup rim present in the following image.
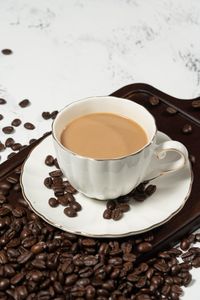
[52,96,157,161]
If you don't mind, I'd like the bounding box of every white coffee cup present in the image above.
[52,96,188,200]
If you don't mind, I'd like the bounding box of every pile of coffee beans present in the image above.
[0,165,200,299]
[44,155,81,218]
[42,111,58,120]
[103,182,156,221]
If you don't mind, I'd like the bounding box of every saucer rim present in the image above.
[20,132,193,238]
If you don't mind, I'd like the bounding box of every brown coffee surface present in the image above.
[61,113,148,159]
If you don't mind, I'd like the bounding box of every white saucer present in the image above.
[20,132,193,238]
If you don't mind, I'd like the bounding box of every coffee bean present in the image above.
[133,192,147,202]
[103,209,112,219]
[49,170,63,177]
[2,126,14,134]
[51,110,58,119]
[166,106,177,115]
[45,155,55,166]
[107,200,116,210]
[180,238,190,251]
[44,177,53,189]
[192,257,200,268]
[0,143,5,151]
[192,99,200,109]
[42,111,51,120]
[7,152,16,159]
[145,185,156,196]
[64,207,77,217]
[149,96,160,106]
[70,201,82,212]
[24,122,35,130]
[11,118,22,127]
[112,208,123,221]
[19,99,30,107]
[137,242,152,253]
[0,98,6,104]
[118,203,130,212]
[0,114,3,120]
[0,278,10,291]
[1,49,12,55]
[5,137,15,147]
[65,183,77,194]
[182,124,192,134]
[11,143,22,151]
[48,197,59,207]
[17,251,33,264]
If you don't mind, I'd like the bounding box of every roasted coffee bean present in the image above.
[1,49,12,55]
[48,197,59,207]
[103,209,112,219]
[166,106,177,115]
[11,118,22,127]
[0,278,10,291]
[149,96,160,106]
[133,192,147,201]
[112,208,122,221]
[17,251,33,264]
[57,196,68,206]
[182,124,192,134]
[44,177,53,188]
[19,99,30,107]
[24,122,35,130]
[0,207,10,216]
[118,203,130,212]
[107,200,116,210]
[192,99,200,108]
[70,201,82,212]
[51,110,58,119]
[42,112,51,120]
[7,152,16,159]
[5,137,15,147]
[54,158,60,169]
[145,185,156,196]
[137,242,152,253]
[0,114,3,120]
[49,170,63,177]
[0,143,5,151]
[45,155,55,166]
[11,143,22,151]
[65,183,77,194]
[192,257,200,268]
[65,274,78,286]
[2,126,14,134]
[180,238,190,251]
[0,98,7,106]
[64,207,77,217]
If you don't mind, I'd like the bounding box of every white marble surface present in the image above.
[0,0,200,298]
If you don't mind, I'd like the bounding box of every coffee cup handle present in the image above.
[144,141,188,181]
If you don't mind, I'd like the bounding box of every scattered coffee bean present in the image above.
[24,122,35,130]
[0,98,6,104]
[103,209,112,219]
[11,143,22,151]
[51,110,58,119]
[42,111,51,120]
[5,138,15,147]
[48,198,59,208]
[64,207,77,217]
[106,200,116,210]
[2,126,14,134]
[19,99,30,107]
[112,208,122,221]
[191,99,200,109]
[0,114,3,120]
[166,106,177,115]
[11,118,21,127]
[145,185,156,196]
[137,242,153,253]
[182,124,192,134]
[49,170,63,177]
[45,155,55,166]
[1,49,12,55]
[149,96,160,106]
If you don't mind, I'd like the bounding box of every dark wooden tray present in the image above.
[0,83,200,261]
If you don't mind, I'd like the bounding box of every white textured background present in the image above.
[0,1,200,298]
